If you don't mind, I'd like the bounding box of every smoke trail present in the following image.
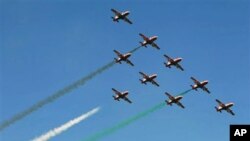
[129,46,141,53]
[177,89,193,96]
[32,107,100,141]
[84,89,192,141]
[84,102,165,141]
[0,46,142,131]
[0,61,114,131]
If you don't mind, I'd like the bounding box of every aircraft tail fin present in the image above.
[164,62,171,68]
[139,42,146,47]
[113,96,119,101]
[114,58,121,64]
[165,100,172,106]
[111,17,118,22]
[139,79,146,84]
[215,107,221,112]
[190,85,197,91]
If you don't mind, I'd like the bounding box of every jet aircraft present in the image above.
[111,9,133,24]
[164,54,184,71]
[114,50,134,66]
[139,33,160,49]
[190,77,210,94]
[215,99,235,116]
[112,88,132,104]
[165,92,185,109]
[139,72,159,87]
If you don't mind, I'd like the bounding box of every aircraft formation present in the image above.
[111,8,235,116]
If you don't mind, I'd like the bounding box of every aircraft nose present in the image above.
[178,96,183,99]
[177,58,183,61]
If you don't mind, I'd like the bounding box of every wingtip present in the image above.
[165,92,170,96]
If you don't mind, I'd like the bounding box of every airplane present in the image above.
[165,92,185,109]
[215,99,235,116]
[111,8,133,24]
[139,72,159,87]
[112,88,132,104]
[139,33,160,49]
[190,77,210,94]
[164,54,184,71]
[113,50,134,66]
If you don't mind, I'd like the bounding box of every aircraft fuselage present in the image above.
[113,91,129,100]
[168,96,183,104]
[142,74,157,82]
[193,80,208,89]
[167,58,182,66]
[114,11,130,20]
[217,102,234,111]
[116,53,131,62]
[145,36,158,44]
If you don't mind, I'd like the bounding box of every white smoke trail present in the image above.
[32,107,100,141]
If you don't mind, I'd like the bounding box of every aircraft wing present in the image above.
[151,80,160,87]
[123,97,132,104]
[126,59,134,66]
[191,77,200,84]
[139,72,148,78]
[139,33,148,41]
[164,54,172,60]
[176,102,185,109]
[123,17,132,24]
[176,64,184,71]
[151,42,160,50]
[165,92,174,99]
[215,99,223,105]
[202,86,211,94]
[112,88,121,95]
[113,50,122,56]
[227,109,235,116]
[111,9,121,16]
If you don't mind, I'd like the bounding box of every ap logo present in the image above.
[230,125,250,141]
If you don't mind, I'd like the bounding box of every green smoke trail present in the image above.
[84,89,192,141]
[0,46,142,131]
[84,102,166,141]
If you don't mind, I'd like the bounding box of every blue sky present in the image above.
[1,0,250,141]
